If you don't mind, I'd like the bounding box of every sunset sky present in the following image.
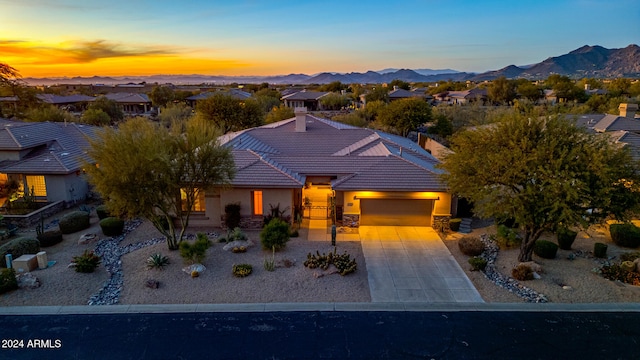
[1,0,639,78]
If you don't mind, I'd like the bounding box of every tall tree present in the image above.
[149,86,175,108]
[377,98,431,137]
[319,93,350,110]
[89,96,124,122]
[196,93,263,133]
[440,111,640,261]
[487,76,517,105]
[86,117,235,250]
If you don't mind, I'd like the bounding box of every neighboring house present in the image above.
[0,119,98,205]
[434,88,487,105]
[281,91,329,111]
[388,87,427,102]
[185,89,252,108]
[191,108,453,229]
[103,93,152,116]
[36,94,95,113]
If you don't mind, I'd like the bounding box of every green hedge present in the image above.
[609,223,640,248]
[0,268,18,294]
[59,211,90,234]
[260,218,290,251]
[99,217,125,237]
[0,237,40,267]
[556,227,578,250]
[95,205,110,220]
[37,230,63,247]
[533,240,558,259]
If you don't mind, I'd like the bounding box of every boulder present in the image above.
[182,264,206,275]
[633,258,640,273]
[145,279,159,289]
[78,233,97,245]
[16,272,41,289]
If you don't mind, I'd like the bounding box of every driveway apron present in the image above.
[359,226,484,303]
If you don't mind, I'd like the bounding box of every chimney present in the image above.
[295,107,307,132]
[584,83,591,91]
[619,103,638,118]
[393,85,398,91]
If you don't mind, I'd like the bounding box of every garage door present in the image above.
[360,199,432,226]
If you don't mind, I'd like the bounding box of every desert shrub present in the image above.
[37,230,63,247]
[146,253,170,270]
[224,203,241,229]
[594,242,608,258]
[228,227,247,242]
[0,268,18,294]
[496,224,522,248]
[556,227,578,250]
[72,250,101,273]
[232,263,253,277]
[0,237,40,267]
[58,211,90,234]
[458,236,485,256]
[290,229,299,238]
[260,218,290,251]
[600,263,640,285]
[99,217,125,237]
[468,257,487,271]
[179,233,211,264]
[303,248,358,276]
[511,264,534,281]
[263,203,290,226]
[449,218,462,232]
[620,251,640,262]
[533,240,558,259]
[95,205,110,220]
[264,247,275,272]
[609,223,640,248]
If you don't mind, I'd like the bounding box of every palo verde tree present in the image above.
[86,117,235,250]
[377,97,431,137]
[440,111,640,261]
[196,93,263,133]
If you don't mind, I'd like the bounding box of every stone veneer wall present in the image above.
[4,201,66,228]
[342,214,360,228]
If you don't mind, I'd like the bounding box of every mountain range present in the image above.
[22,45,639,86]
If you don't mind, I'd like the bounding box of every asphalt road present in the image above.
[1,311,638,359]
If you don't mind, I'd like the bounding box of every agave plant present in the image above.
[146,253,170,270]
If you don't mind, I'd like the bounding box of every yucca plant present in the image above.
[264,246,275,272]
[146,253,170,270]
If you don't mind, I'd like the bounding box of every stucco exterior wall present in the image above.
[216,188,295,227]
[44,174,89,203]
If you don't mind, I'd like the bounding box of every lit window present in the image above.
[181,188,205,212]
[25,175,46,197]
[252,191,263,216]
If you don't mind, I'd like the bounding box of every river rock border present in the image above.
[478,234,549,303]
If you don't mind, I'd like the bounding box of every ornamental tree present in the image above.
[440,111,640,261]
[86,117,235,250]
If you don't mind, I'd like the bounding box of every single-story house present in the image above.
[185,89,252,108]
[433,88,487,105]
[36,94,95,113]
[103,93,152,116]
[191,108,453,228]
[0,119,98,205]
[281,91,329,111]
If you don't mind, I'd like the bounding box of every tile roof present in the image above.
[388,88,421,99]
[186,89,252,101]
[103,93,151,104]
[223,114,446,192]
[281,91,329,101]
[0,120,98,174]
[593,114,640,133]
[37,94,94,104]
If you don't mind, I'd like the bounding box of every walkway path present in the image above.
[306,220,484,303]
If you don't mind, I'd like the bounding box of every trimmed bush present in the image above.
[99,217,125,237]
[224,203,241,230]
[58,211,90,234]
[468,257,487,271]
[0,237,40,267]
[260,218,290,251]
[458,236,485,256]
[533,240,558,259]
[179,233,211,264]
[594,242,608,258]
[72,250,101,273]
[556,227,578,250]
[496,224,522,248]
[609,223,640,248]
[449,218,462,232]
[0,268,18,294]
[95,205,110,220]
[511,264,534,281]
[37,230,63,247]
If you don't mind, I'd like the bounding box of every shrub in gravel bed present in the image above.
[0,268,18,294]
[468,256,487,271]
[99,217,125,237]
[458,236,485,256]
[72,250,101,273]
[511,264,534,281]
[37,230,63,247]
[533,240,558,259]
[179,233,211,264]
[59,211,90,234]
[232,263,253,277]
[146,253,170,270]
[609,223,640,248]
[0,237,40,267]
[260,218,290,251]
[556,227,578,250]
[594,242,608,258]
[96,205,110,220]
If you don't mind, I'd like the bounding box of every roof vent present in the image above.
[295,107,307,132]
[61,152,69,156]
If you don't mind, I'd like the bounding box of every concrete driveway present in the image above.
[359,226,483,303]
[306,220,483,303]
